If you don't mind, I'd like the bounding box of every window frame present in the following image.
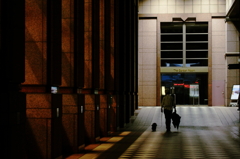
[160,22,208,67]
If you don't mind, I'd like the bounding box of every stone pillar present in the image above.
[105,0,115,91]
[61,94,85,153]
[92,0,100,89]
[24,0,62,158]
[114,0,138,128]
[104,0,118,131]
[62,0,74,89]
[84,94,96,144]
[77,94,85,150]
[74,0,84,88]
[61,0,82,154]
[98,0,110,136]
[99,94,108,136]
[83,0,93,89]
[109,95,117,132]
[115,0,127,128]
[26,94,62,159]
[95,94,100,141]
[99,0,105,89]
[62,94,78,153]
[0,0,26,158]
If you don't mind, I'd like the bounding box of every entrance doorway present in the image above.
[161,73,208,105]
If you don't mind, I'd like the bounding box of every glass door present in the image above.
[161,73,208,105]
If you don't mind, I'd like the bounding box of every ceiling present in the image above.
[226,0,240,32]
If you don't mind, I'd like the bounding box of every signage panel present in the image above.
[161,67,208,73]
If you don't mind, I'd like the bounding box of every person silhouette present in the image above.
[161,89,176,132]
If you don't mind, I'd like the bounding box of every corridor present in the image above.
[66,106,240,159]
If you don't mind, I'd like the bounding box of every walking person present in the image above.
[161,89,176,132]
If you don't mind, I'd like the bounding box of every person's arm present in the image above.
[161,97,165,112]
[172,95,176,109]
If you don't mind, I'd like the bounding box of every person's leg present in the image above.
[168,111,172,131]
[164,109,172,132]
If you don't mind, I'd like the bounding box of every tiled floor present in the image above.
[65,106,240,159]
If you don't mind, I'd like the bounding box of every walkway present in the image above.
[66,106,240,159]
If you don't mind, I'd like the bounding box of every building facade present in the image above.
[0,0,138,158]
[138,0,240,106]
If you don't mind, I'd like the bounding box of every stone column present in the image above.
[84,94,96,144]
[83,0,93,89]
[62,94,80,153]
[99,94,108,136]
[61,0,83,154]
[115,0,127,128]
[99,0,105,90]
[26,94,62,159]
[109,95,117,132]
[0,0,25,158]
[24,0,62,158]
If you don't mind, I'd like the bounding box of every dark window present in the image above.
[161,22,208,67]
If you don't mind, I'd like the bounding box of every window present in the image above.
[161,22,208,67]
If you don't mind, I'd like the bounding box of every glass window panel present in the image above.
[161,35,182,41]
[186,34,208,41]
[161,59,183,67]
[161,51,183,58]
[186,51,208,58]
[186,22,208,33]
[161,43,183,50]
[186,59,208,66]
[186,43,208,50]
[161,22,183,33]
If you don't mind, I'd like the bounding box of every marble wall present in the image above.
[226,22,240,106]
[138,19,157,106]
[211,18,226,106]
[139,0,226,14]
